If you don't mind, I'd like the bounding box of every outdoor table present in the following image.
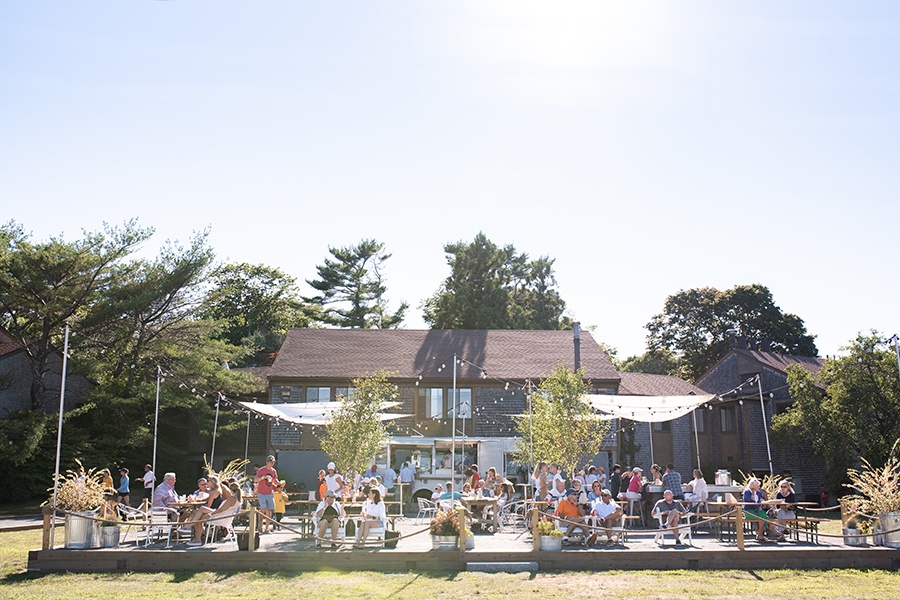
[460,496,500,532]
[169,500,206,523]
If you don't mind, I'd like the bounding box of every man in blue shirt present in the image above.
[662,463,683,500]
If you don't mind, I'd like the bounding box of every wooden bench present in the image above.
[623,515,642,529]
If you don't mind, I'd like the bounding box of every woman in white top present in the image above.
[683,469,708,505]
[597,466,608,489]
[431,484,443,502]
[355,488,386,546]
[531,461,548,501]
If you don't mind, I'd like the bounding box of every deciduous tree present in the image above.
[646,284,817,381]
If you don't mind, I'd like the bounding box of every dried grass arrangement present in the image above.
[843,439,900,518]
[41,460,106,513]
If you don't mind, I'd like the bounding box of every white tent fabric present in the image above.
[585,394,716,423]
[236,400,408,425]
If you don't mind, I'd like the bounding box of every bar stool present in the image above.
[626,496,644,527]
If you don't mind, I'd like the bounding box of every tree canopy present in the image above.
[203,262,319,365]
[646,284,818,381]
[306,239,407,329]
[513,365,608,477]
[423,232,570,330]
[771,332,900,491]
[319,370,396,479]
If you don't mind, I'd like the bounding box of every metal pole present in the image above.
[50,323,70,548]
[890,335,900,383]
[451,354,457,484]
[648,422,654,466]
[152,365,161,480]
[692,409,701,472]
[756,375,775,481]
[244,411,251,475]
[210,394,221,471]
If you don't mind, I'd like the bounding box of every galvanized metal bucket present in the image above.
[879,512,900,548]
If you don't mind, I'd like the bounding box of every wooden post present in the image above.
[532,501,541,552]
[736,507,744,551]
[42,504,54,550]
[248,505,257,553]
[457,507,467,552]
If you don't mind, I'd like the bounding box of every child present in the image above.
[273,479,288,531]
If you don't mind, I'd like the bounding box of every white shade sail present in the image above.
[236,400,408,425]
[585,394,716,423]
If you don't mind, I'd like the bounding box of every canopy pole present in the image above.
[756,375,774,481]
[152,366,161,484]
[50,322,70,549]
[692,409,701,472]
[243,411,251,477]
[210,394,221,471]
[451,353,457,484]
[648,422,654,467]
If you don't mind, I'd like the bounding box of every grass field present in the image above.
[3,528,899,600]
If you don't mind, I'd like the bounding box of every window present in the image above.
[693,409,707,434]
[335,387,356,400]
[453,388,473,419]
[417,388,444,419]
[653,421,671,432]
[720,406,737,432]
[306,387,331,403]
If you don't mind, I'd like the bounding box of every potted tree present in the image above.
[843,439,900,549]
[535,518,564,551]
[43,462,106,549]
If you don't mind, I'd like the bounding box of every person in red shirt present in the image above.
[254,455,278,534]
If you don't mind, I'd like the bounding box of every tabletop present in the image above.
[170,501,205,508]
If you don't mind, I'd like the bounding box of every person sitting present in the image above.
[355,488,386,547]
[571,479,589,504]
[439,481,462,511]
[621,466,643,504]
[587,480,604,502]
[588,488,624,546]
[191,478,210,501]
[772,481,797,542]
[555,488,589,544]
[152,472,179,510]
[461,482,474,498]
[742,478,769,542]
[467,464,481,490]
[373,476,387,499]
[662,464,683,500]
[597,466,607,489]
[314,490,345,548]
[651,489,689,546]
[546,478,568,509]
[431,483,443,503]
[683,469,708,506]
[584,465,598,489]
[187,482,241,545]
[484,466,499,489]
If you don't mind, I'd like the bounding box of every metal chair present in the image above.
[204,507,240,549]
[144,507,180,547]
[416,498,438,524]
[653,509,693,546]
[498,500,528,533]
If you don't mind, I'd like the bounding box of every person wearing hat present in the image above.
[623,466,644,502]
[555,487,589,544]
[117,467,130,506]
[254,455,278,534]
[314,489,345,548]
[324,461,343,499]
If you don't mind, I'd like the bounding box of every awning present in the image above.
[236,400,410,425]
[585,394,715,423]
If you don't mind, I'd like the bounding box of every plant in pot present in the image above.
[429,510,473,550]
[536,518,564,551]
[41,460,106,549]
[843,439,900,549]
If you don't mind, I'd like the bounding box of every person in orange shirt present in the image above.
[555,488,589,544]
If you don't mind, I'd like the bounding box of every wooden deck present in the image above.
[26,515,900,573]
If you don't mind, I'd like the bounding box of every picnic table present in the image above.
[460,496,500,532]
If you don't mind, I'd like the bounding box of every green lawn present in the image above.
[3,528,897,599]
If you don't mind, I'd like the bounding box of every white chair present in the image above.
[116,504,147,543]
[204,505,241,548]
[144,507,179,547]
[498,500,527,533]
[626,497,644,527]
[354,517,385,547]
[653,509,693,546]
[416,498,438,524]
[587,512,627,545]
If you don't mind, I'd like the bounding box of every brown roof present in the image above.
[0,327,24,358]
[734,349,825,382]
[616,372,706,396]
[270,329,620,383]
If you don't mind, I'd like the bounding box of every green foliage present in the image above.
[513,366,609,477]
[619,348,679,375]
[306,239,407,329]
[422,232,571,330]
[320,371,396,480]
[772,332,900,490]
[646,284,817,381]
[203,262,319,364]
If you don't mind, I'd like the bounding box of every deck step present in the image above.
[466,561,538,573]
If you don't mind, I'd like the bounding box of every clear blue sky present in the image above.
[2,1,898,359]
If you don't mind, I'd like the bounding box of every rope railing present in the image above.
[255,511,433,548]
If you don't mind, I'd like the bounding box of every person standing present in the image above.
[381,463,397,495]
[608,464,622,500]
[142,464,155,505]
[117,467,130,507]
[324,462,344,499]
[399,461,415,512]
[255,455,279,534]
